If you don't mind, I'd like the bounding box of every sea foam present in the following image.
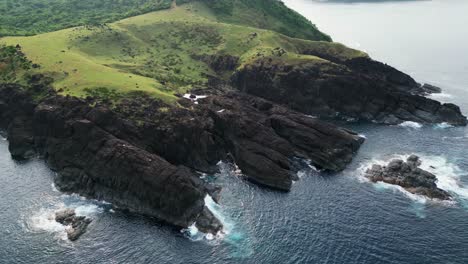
[398,121,423,129]
[25,192,106,240]
[434,122,454,129]
[358,154,468,205]
[182,194,232,242]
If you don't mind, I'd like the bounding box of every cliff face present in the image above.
[232,57,467,126]
[122,91,364,190]
[0,84,213,231]
[0,81,363,231]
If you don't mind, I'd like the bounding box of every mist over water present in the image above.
[2,1,468,263]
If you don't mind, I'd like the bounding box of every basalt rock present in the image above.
[193,54,240,73]
[0,82,363,233]
[421,83,442,94]
[114,90,364,190]
[55,208,92,241]
[0,84,219,234]
[231,57,467,126]
[365,155,451,200]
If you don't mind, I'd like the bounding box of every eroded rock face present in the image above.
[115,91,364,190]
[55,209,92,241]
[231,57,467,126]
[0,83,363,231]
[0,84,218,233]
[194,54,240,73]
[365,155,451,200]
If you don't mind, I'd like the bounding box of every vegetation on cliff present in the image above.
[0,1,364,101]
[0,0,329,41]
[0,0,173,36]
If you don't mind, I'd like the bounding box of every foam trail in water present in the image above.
[419,156,468,201]
[434,122,454,129]
[183,163,254,258]
[183,195,232,241]
[27,208,69,240]
[205,195,253,257]
[398,121,422,129]
[26,193,106,240]
[428,93,453,100]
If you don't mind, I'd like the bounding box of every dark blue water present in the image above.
[1,0,468,263]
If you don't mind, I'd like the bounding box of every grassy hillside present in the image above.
[0,0,173,36]
[0,1,365,103]
[0,0,329,41]
[195,0,331,41]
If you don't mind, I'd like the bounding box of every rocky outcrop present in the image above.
[365,155,451,200]
[231,57,467,126]
[421,83,442,94]
[55,209,92,241]
[0,82,363,232]
[114,90,364,190]
[0,83,218,233]
[194,54,240,73]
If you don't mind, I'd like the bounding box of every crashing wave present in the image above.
[25,191,107,240]
[398,121,423,129]
[182,194,231,242]
[428,92,453,100]
[358,154,467,205]
[434,122,454,129]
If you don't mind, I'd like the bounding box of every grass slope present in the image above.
[0,0,173,36]
[0,1,366,102]
[195,0,332,41]
[0,0,329,41]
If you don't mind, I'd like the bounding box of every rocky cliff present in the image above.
[232,57,467,125]
[0,80,364,232]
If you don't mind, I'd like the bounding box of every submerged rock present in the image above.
[365,155,451,200]
[55,209,92,241]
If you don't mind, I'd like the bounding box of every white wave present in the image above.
[374,181,428,204]
[428,93,453,100]
[25,193,106,240]
[398,121,423,129]
[26,208,69,240]
[434,122,454,129]
[358,154,468,205]
[204,195,232,238]
[358,134,367,139]
[75,204,102,217]
[181,223,205,241]
[51,183,59,192]
[182,195,231,242]
[419,156,468,200]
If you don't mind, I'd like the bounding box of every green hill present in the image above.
[0,1,364,102]
[0,0,329,41]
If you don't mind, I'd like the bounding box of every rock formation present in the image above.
[365,155,451,200]
[232,57,467,126]
[55,209,92,241]
[0,80,363,232]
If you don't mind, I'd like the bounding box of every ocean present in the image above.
[1,0,468,263]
